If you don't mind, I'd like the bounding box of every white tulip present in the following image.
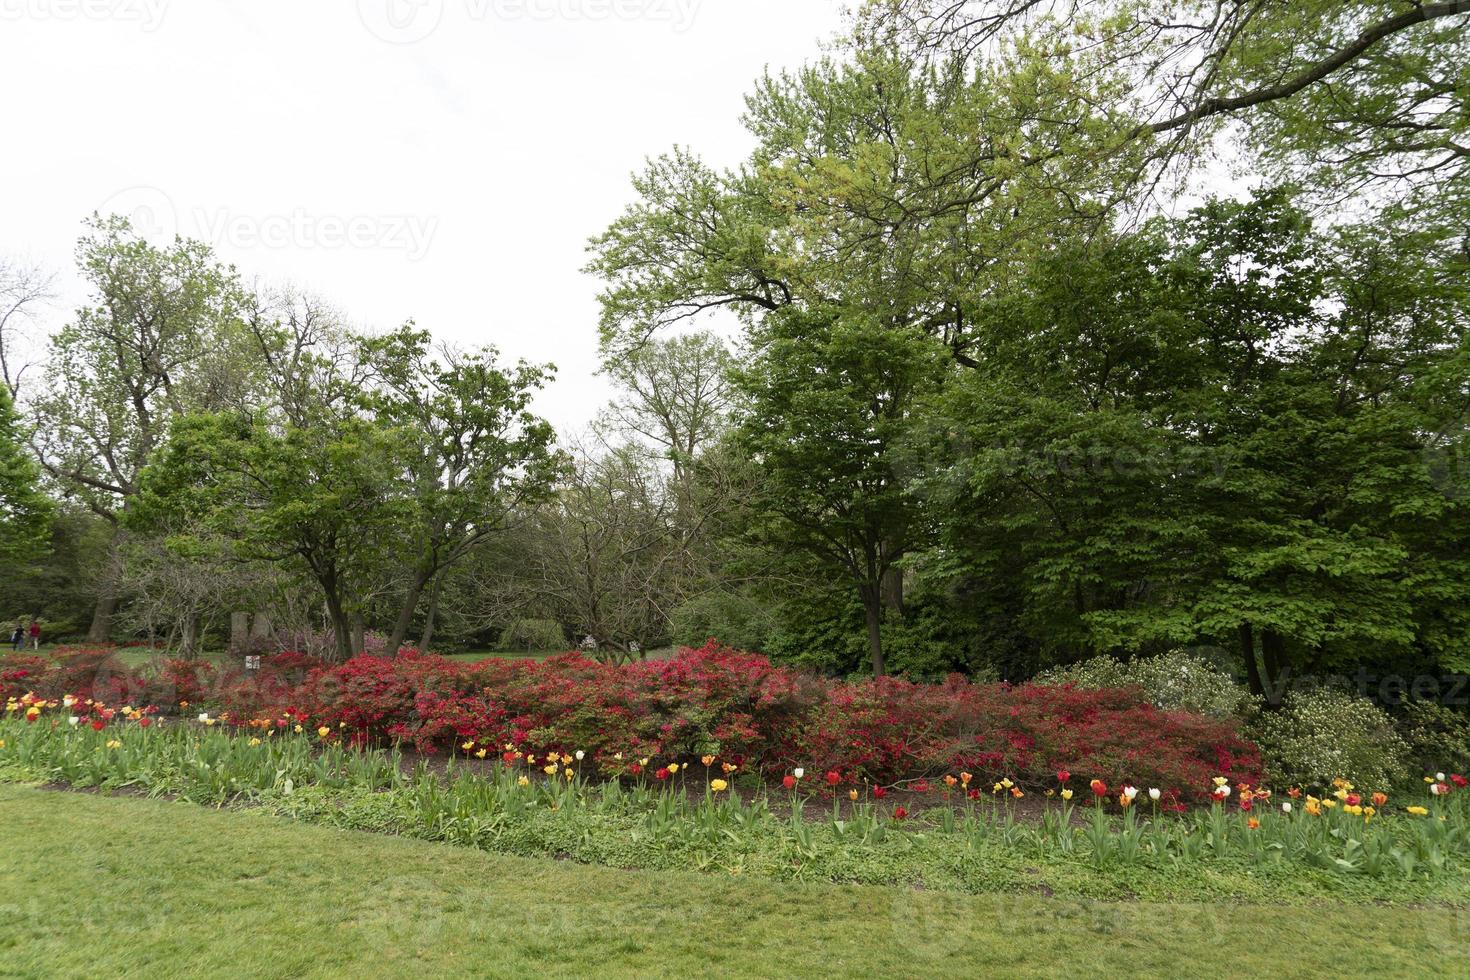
[793,768,805,780]
[1148,788,1161,801]
[575,750,585,761]
[198,713,210,723]
[68,716,79,726]
[1436,772,1446,781]
[1122,785,1138,800]
[1281,802,1293,813]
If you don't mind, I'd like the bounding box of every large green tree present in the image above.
[357,325,562,656]
[34,216,253,641]
[0,384,51,566]
[930,191,1470,691]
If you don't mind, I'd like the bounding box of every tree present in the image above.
[357,325,562,656]
[131,411,408,662]
[869,1,1470,213]
[0,384,51,566]
[930,190,1470,690]
[33,216,248,641]
[734,308,945,676]
[0,255,54,396]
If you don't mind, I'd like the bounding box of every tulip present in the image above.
[1089,779,1107,797]
[517,776,530,787]
[475,749,487,759]
[1060,788,1074,801]
[90,720,105,732]
[461,741,475,752]
[574,750,585,761]
[825,771,841,786]
[655,767,671,781]
[1148,788,1161,801]
[1212,776,1228,787]
[1407,806,1429,816]
[1437,772,1447,781]
[68,716,79,726]
[711,779,728,792]
[792,768,804,780]
[892,806,908,820]
[317,726,331,738]
[544,764,558,775]
[1281,801,1293,813]
[138,718,152,729]
[873,786,887,799]
[1371,792,1387,807]
[943,775,958,788]
[959,772,972,786]
[1056,769,1070,783]
[701,754,715,766]
[1121,785,1138,801]
[1247,817,1260,830]
[722,763,737,774]
[783,774,796,790]
[198,713,211,723]
[848,789,858,801]
[667,763,680,774]
[1452,775,1468,788]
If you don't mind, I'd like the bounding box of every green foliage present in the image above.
[0,385,50,565]
[496,618,568,653]
[1035,652,1249,720]
[669,591,778,654]
[1251,689,1411,792]
[1397,699,1470,777]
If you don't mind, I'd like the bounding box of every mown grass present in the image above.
[1,785,1465,979]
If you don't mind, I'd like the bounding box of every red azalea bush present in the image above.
[0,641,1262,799]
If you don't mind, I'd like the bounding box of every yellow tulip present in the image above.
[711,779,728,792]
[517,776,530,787]
[1407,806,1429,816]
[544,764,558,776]
[317,727,331,738]
[475,749,487,759]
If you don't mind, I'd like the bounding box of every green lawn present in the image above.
[1,786,1465,978]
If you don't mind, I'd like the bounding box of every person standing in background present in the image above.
[27,617,40,650]
[9,621,22,651]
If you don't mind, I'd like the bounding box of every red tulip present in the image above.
[628,763,642,775]
[893,806,908,820]
[1056,769,1070,783]
[782,775,796,790]
[138,717,152,728]
[1345,794,1360,807]
[872,786,887,799]
[912,780,930,793]
[654,767,670,781]
[90,720,105,732]
[825,771,841,787]
[1451,775,1468,789]
[966,788,980,801]
[501,751,519,765]
[1089,779,1107,797]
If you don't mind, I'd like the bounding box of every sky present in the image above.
[0,0,849,430]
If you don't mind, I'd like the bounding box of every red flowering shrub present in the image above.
[2,641,1262,799]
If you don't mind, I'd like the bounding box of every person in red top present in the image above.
[27,618,40,650]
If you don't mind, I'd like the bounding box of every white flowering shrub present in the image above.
[1251,688,1410,792]
[1035,650,1247,719]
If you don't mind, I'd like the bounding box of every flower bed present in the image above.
[1,642,1262,801]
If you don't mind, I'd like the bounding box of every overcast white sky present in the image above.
[0,0,848,429]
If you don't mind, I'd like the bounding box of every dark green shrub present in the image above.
[496,619,568,653]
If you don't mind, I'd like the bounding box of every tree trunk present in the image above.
[1260,629,1288,706]
[321,588,353,662]
[880,565,905,616]
[229,611,250,652]
[1239,622,1263,698]
[179,615,200,660]
[418,578,441,653]
[862,586,885,678]
[86,592,118,645]
[349,611,365,659]
[384,569,431,658]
